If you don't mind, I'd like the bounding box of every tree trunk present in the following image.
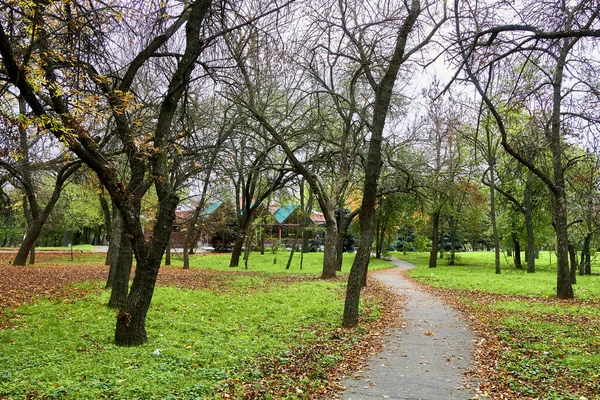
[301,229,308,253]
[568,243,577,285]
[182,245,190,270]
[343,206,375,327]
[113,192,179,346]
[183,218,201,270]
[108,230,133,308]
[585,251,591,275]
[524,173,536,273]
[361,257,369,288]
[14,219,43,266]
[321,222,338,279]
[553,184,573,299]
[182,198,205,270]
[488,165,501,274]
[165,237,171,266]
[375,210,382,259]
[579,234,591,276]
[230,213,252,267]
[230,233,245,267]
[114,255,160,346]
[513,233,522,269]
[13,160,81,265]
[244,231,252,269]
[429,210,440,268]
[448,216,457,266]
[335,230,344,271]
[28,242,36,265]
[285,237,297,270]
[105,206,122,288]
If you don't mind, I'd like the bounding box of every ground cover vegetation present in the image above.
[0,0,598,388]
[396,251,600,399]
[0,251,401,399]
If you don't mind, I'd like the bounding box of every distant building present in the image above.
[145,201,326,250]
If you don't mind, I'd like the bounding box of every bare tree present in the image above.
[218,123,294,267]
[218,14,368,278]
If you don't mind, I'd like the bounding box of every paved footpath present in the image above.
[339,258,482,400]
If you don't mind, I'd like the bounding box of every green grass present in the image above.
[0,276,378,399]
[0,252,392,399]
[393,251,600,399]
[168,250,392,276]
[394,251,600,301]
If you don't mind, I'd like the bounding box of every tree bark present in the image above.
[244,230,252,269]
[524,172,536,273]
[321,222,338,278]
[335,230,344,271]
[568,243,577,285]
[579,234,590,276]
[513,233,522,269]
[230,212,252,267]
[105,205,122,288]
[14,220,42,265]
[429,210,440,268]
[108,230,133,308]
[28,242,36,265]
[343,0,423,327]
[285,237,297,270]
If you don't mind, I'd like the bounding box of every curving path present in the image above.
[339,258,482,400]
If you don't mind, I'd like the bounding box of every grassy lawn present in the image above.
[0,251,393,399]
[167,250,392,276]
[394,251,600,399]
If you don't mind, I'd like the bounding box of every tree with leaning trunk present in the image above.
[1,0,218,345]
[342,0,447,327]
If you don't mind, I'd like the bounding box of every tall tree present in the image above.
[567,149,600,276]
[219,14,370,279]
[453,0,600,298]
[420,83,466,268]
[0,0,287,345]
[342,0,447,327]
